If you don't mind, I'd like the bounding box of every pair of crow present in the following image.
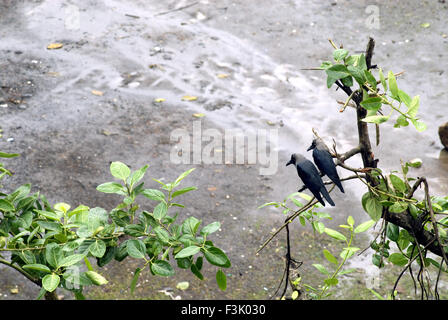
[286,137,344,207]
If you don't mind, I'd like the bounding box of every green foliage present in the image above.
[259,193,373,299]
[322,47,426,132]
[0,162,230,299]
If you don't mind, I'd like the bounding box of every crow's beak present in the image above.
[306,145,313,151]
[286,159,293,166]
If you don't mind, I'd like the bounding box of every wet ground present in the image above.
[0,0,447,300]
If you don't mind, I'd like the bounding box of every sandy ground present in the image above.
[0,0,447,300]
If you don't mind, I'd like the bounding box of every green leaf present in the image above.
[129,165,148,189]
[364,195,383,221]
[398,90,411,107]
[42,274,60,292]
[324,278,339,286]
[0,199,15,212]
[97,246,117,267]
[45,242,63,268]
[88,207,108,230]
[388,71,398,98]
[389,202,408,213]
[23,264,52,273]
[347,216,355,227]
[172,186,197,198]
[190,263,204,280]
[407,95,420,118]
[96,182,126,194]
[85,271,108,285]
[345,54,359,66]
[110,161,131,180]
[333,49,348,62]
[386,223,399,241]
[37,221,62,233]
[360,97,382,111]
[358,53,367,70]
[347,66,366,86]
[124,224,145,237]
[127,239,147,259]
[175,246,201,259]
[411,119,427,132]
[54,202,70,213]
[320,61,332,69]
[153,202,168,220]
[115,241,129,262]
[395,115,409,127]
[397,229,411,251]
[340,247,360,259]
[324,228,347,241]
[388,253,408,267]
[390,174,407,193]
[182,217,201,236]
[151,260,175,277]
[364,70,377,91]
[35,209,61,221]
[89,240,107,258]
[372,254,384,268]
[323,249,338,265]
[58,253,86,268]
[354,220,375,233]
[312,221,325,234]
[362,115,390,124]
[201,222,221,236]
[326,64,350,88]
[258,202,279,209]
[196,256,203,270]
[173,168,196,187]
[312,263,329,275]
[379,68,387,92]
[216,269,227,291]
[340,75,353,87]
[141,189,165,202]
[202,247,231,268]
[0,151,19,158]
[130,268,141,294]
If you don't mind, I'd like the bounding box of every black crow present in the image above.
[286,153,335,206]
[307,137,344,193]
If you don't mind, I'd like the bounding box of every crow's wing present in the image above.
[296,160,326,206]
[313,148,344,193]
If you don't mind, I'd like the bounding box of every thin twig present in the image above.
[280,224,292,299]
[339,91,355,113]
[154,2,199,16]
[257,185,336,254]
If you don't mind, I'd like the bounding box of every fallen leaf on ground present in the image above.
[154,98,165,103]
[101,129,118,136]
[176,281,189,291]
[217,73,230,79]
[47,43,63,50]
[192,113,205,118]
[420,22,431,28]
[91,90,104,96]
[182,95,198,101]
[207,186,217,192]
[10,288,19,294]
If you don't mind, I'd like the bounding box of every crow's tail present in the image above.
[320,186,335,206]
